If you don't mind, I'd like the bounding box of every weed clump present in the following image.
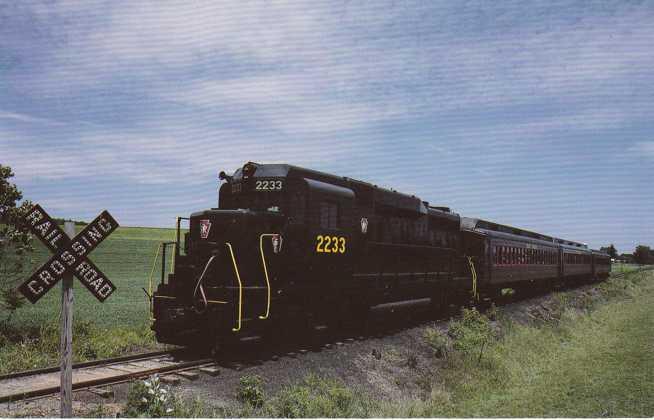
[527,293,569,327]
[237,375,265,408]
[424,328,449,358]
[267,375,364,418]
[85,403,110,418]
[124,375,175,417]
[447,307,493,363]
[0,320,156,374]
[407,353,419,369]
[486,302,500,321]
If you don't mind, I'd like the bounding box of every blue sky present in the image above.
[1,1,652,253]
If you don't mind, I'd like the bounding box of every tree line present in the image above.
[601,244,654,265]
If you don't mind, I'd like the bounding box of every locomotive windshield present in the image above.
[219,182,285,212]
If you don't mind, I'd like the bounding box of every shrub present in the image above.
[448,307,493,363]
[124,375,175,417]
[424,328,449,358]
[0,164,34,323]
[236,375,265,408]
[486,302,500,321]
[267,375,361,418]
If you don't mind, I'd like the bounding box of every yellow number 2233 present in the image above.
[315,235,346,254]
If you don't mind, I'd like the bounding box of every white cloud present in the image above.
[3,1,653,208]
[1,120,383,187]
[0,110,65,126]
[628,141,654,161]
[19,1,654,109]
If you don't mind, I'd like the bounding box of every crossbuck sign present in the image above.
[18,204,118,303]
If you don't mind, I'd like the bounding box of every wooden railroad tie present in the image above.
[198,366,221,376]
[87,387,114,399]
[160,376,181,385]
[175,371,200,381]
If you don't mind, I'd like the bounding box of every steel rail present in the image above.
[0,350,174,382]
[0,353,214,403]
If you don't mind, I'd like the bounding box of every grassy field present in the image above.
[0,226,183,373]
[10,226,178,330]
[403,268,654,417]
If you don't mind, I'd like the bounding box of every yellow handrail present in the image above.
[170,244,176,274]
[171,216,181,274]
[225,242,243,332]
[466,256,479,301]
[147,243,163,320]
[258,233,279,320]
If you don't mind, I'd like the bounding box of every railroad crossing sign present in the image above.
[18,204,118,303]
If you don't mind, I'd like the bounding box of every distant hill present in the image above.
[53,218,87,226]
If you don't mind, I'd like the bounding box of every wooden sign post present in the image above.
[61,222,74,417]
[18,205,118,417]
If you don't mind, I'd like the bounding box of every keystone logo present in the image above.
[199,220,212,239]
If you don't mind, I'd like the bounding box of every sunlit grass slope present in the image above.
[12,226,178,329]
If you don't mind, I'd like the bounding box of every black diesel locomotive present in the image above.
[151,162,610,347]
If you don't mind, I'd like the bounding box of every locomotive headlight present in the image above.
[242,163,257,179]
[272,234,283,253]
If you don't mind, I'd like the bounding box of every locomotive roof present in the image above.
[232,161,410,195]
[462,217,589,249]
[230,162,457,217]
[226,163,603,252]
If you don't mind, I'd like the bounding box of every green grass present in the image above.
[0,320,155,374]
[10,225,179,330]
[0,226,180,373]
[611,262,643,274]
[263,375,374,418]
[379,268,654,417]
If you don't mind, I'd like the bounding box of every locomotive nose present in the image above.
[189,209,247,246]
[189,208,284,246]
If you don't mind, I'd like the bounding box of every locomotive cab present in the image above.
[152,163,291,345]
[151,162,359,346]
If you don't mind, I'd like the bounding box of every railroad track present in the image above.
[0,349,214,403]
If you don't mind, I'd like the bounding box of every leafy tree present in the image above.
[618,253,634,263]
[0,164,33,323]
[607,244,617,259]
[633,245,652,265]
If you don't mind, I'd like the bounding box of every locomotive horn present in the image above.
[219,171,232,182]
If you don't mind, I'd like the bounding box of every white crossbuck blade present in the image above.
[18,204,118,303]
